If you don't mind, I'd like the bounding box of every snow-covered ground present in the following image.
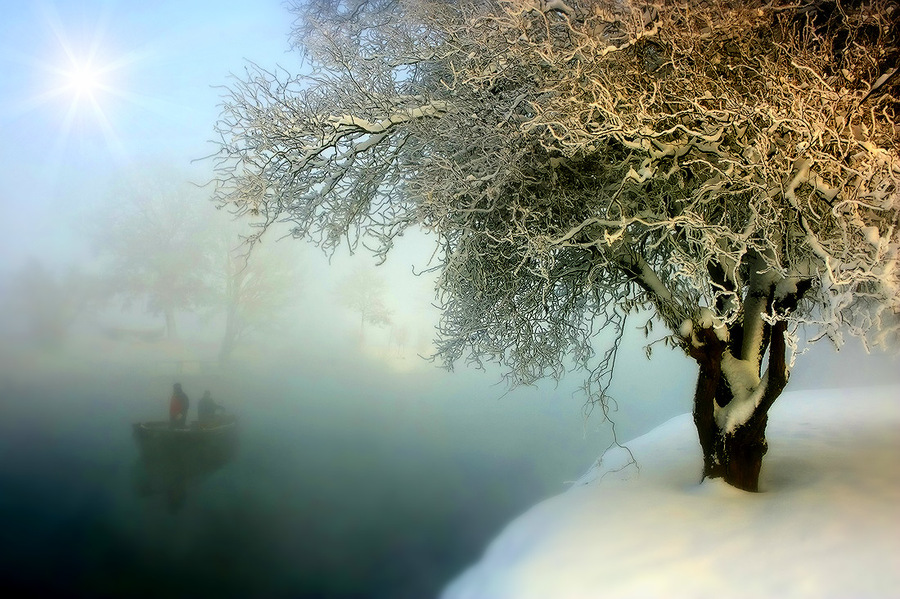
[443,385,900,599]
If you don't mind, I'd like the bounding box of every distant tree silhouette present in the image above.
[92,168,215,340]
[213,220,304,363]
[5,258,94,350]
[337,267,393,342]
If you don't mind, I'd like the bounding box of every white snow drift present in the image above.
[443,385,900,599]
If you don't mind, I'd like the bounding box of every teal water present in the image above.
[0,366,603,598]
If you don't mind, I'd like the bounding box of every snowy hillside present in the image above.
[443,385,900,599]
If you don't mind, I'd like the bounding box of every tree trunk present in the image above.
[689,321,790,492]
[691,345,726,481]
[218,329,236,365]
[164,308,178,340]
[721,417,768,492]
[692,356,770,492]
[219,304,239,365]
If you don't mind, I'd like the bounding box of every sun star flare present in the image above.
[64,61,105,98]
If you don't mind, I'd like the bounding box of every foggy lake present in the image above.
[0,348,636,598]
[1,267,895,598]
[2,326,896,598]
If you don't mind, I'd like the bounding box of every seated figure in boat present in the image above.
[198,390,225,427]
[169,383,189,428]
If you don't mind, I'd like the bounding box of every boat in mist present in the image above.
[133,416,238,452]
[132,415,238,511]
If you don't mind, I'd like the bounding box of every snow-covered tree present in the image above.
[213,0,900,491]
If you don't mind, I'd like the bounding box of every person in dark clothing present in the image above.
[197,390,224,426]
[169,383,189,428]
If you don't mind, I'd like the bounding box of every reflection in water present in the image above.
[132,417,238,512]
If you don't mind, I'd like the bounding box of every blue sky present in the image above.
[0,0,300,267]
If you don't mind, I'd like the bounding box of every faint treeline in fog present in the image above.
[0,163,452,387]
[0,168,295,378]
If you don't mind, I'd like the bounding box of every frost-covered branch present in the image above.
[213,0,900,411]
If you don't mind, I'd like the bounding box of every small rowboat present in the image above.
[131,415,238,508]
[132,415,238,462]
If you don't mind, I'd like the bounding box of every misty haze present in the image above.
[2,1,899,598]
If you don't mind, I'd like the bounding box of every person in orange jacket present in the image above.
[169,383,189,428]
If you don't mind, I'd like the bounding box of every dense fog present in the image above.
[1,1,897,597]
[0,223,698,596]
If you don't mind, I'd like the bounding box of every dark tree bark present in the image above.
[720,416,769,492]
[688,320,791,492]
[689,327,727,481]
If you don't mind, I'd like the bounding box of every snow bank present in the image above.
[443,385,900,599]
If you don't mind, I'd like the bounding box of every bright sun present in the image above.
[27,4,143,160]
[65,61,105,98]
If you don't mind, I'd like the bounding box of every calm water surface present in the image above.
[0,365,604,598]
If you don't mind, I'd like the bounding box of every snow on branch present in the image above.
[214,0,900,393]
[328,101,450,134]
